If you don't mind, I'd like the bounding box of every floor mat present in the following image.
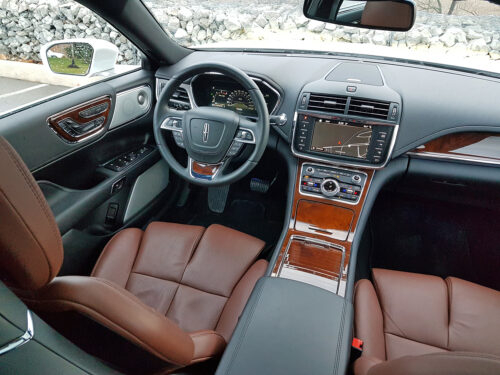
[370,191,500,290]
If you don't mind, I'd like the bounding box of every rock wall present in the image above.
[147,0,500,60]
[1,0,499,65]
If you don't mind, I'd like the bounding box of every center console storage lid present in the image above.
[215,277,353,375]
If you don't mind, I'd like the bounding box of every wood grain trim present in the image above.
[272,160,374,296]
[295,200,354,241]
[190,160,222,177]
[411,132,500,161]
[47,96,111,143]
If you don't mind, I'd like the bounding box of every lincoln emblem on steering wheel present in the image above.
[202,122,210,143]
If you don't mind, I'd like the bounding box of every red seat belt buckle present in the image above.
[352,338,364,351]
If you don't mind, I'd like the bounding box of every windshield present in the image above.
[144,0,500,74]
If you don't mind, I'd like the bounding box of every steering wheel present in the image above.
[153,62,270,186]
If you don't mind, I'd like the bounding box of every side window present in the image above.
[0,0,141,116]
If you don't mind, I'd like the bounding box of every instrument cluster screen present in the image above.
[191,74,279,118]
[310,119,373,159]
[210,86,258,117]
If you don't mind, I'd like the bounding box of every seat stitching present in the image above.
[128,270,229,299]
[129,270,180,285]
[165,227,206,317]
[178,227,206,281]
[446,277,452,350]
[384,332,449,352]
[372,275,408,339]
[124,230,145,291]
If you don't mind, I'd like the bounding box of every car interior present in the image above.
[0,0,500,374]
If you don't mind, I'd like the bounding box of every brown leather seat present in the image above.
[0,136,267,372]
[354,268,500,375]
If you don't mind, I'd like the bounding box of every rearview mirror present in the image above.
[303,0,416,32]
[40,39,118,77]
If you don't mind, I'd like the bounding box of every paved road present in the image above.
[0,77,68,114]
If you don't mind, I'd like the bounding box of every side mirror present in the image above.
[40,39,118,77]
[303,0,416,32]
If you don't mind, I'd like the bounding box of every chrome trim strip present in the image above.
[290,111,400,170]
[298,162,368,206]
[276,235,346,295]
[407,150,500,166]
[0,310,34,356]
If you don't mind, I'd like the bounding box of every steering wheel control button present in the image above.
[300,164,367,204]
[161,117,183,131]
[235,129,255,143]
[227,141,243,157]
[173,132,185,148]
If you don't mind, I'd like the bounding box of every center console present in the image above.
[300,163,367,204]
[271,75,402,297]
[215,64,403,375]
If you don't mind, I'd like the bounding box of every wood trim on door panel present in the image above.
[47,95,112,143]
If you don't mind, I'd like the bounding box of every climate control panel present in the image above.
[299,163,367,204]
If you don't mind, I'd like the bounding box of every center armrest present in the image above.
[215,277,353,375]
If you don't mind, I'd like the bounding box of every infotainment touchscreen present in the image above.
[310,119,373,159]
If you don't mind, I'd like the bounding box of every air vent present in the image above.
[307,93,347,114]
[348,98,390,119]
[157,79,191,110]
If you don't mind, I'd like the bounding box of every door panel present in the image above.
[0,68,179,276]
[0,70,151,170]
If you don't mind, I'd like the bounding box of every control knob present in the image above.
[320,178,340,197]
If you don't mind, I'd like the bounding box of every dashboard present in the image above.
[156,51,500,172]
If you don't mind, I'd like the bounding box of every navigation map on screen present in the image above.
[310,119,372,159]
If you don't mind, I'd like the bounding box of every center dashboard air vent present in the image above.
[305,92,392,120]
[307,93,347,114]
[348,98,390,119]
